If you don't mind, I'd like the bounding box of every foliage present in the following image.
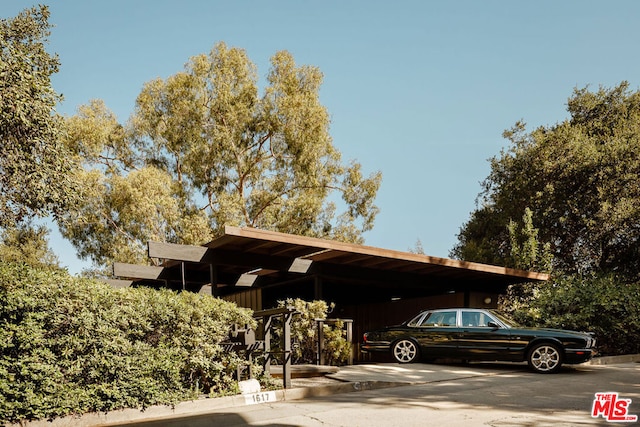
[505,273,640,356]
[0,6,77,228]
[450,205,514,267]
[0,261,256,424]
[507,208,553,272]
[452,82,640,280]
[57,163,211,267]
[272,299,351,366]
[60,42,381,268]
[0,222,60,269]
[408,238,425,254]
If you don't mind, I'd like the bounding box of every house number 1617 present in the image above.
[245,391,276,405]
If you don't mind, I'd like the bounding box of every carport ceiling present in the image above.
[112,226,548,291]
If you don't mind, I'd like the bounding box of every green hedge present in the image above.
[0,262,256,424]
[508,273,640,356]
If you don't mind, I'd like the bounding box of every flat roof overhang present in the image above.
[111,226,548,299]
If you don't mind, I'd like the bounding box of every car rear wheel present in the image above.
[392,339,419,363]
[527,343,563,373]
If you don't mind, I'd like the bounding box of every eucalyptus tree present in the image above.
[0,222,60,269]
[61,42,381,267]
[0,6,76,228]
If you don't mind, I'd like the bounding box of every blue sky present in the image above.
[4,1,640,274]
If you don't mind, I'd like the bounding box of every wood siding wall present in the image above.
[222,288,263,311]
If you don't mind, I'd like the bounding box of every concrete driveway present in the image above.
[19,357,640,426]
[128,361,640,427]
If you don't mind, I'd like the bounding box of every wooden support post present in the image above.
[180,261,186,291]
[209,264,217,297]
[282,311,292,389]
[316,319,325,365]
[315,318,354,366]
[345,319,353,365]
[263,315,272,374]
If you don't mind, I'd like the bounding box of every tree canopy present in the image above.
[0,5,76,229]
[0,222,60,269]
[61,42,381,268]
[452,82,640,280]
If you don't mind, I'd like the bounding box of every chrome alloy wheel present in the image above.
[529,344,562,373]
[392,339,418,363]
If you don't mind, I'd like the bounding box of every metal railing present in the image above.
[224,308,353,389]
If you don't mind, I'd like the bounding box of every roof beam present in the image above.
[113,262,167,280]
[113,261,254,288]
[147,241,314,275]
[148,241,211,263]
[102,279,132,288]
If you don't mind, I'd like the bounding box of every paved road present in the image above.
[126,362,640,426]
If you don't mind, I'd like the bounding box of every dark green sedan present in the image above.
[361,308,596,373]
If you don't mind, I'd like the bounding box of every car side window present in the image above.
[420,311,457,327]
[462,311,491,327]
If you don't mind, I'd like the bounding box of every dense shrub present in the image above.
[0,262,256,424]
[507,273,640,356]
[272,299,351,366]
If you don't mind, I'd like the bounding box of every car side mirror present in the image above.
[487,321,500,329]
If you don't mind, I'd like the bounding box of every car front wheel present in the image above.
[527,343,563,373]
[392,339,419,363]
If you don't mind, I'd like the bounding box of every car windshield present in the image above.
[490,310,521,328]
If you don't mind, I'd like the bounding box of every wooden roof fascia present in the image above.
[220,226,549,282]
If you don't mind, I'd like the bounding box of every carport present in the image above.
[110,226,548,360]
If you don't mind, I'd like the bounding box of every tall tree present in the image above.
[452,82,640,279]
[0,6,76,228]
[61,43,381,267]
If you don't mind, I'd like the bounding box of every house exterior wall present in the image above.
[222,288,263,311]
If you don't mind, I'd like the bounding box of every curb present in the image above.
[9,380,405,427]
[587,354,640,365]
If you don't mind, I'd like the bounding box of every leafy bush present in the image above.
[0,262,256,424]
[272,299,351,366]
[507,273,640,356]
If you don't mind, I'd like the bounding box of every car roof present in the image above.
[422,308,493,312]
